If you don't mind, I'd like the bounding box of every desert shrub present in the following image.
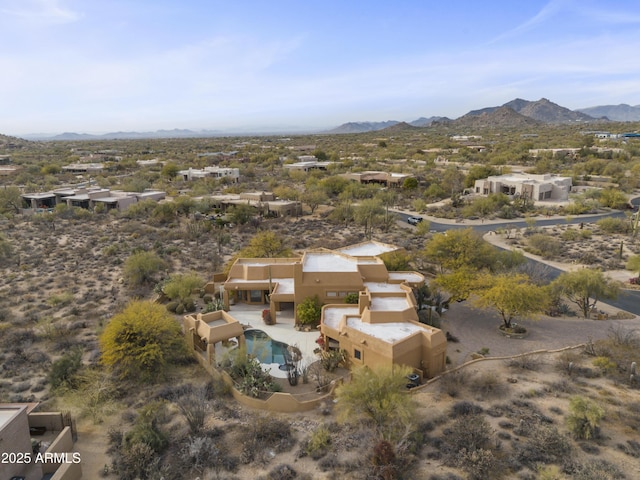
[456,448,505,480]
[320,348,347,372]
[443,414,492,458]
[161,272,204,303]
[526,234,562,258]
[593,356,617,375]
[344,292,359,304]
[469,371,505,398]
[297,295,322,326]
[221,346,279,397]
[616,439,640,458]
[49,348,83,390]
[240,416,295,464]
[596,217,629,234]
[571,459,625,480]
[515,424,572,468]
[561,228,580,241]
[450,401,483,418]
[123,251,167,287]
[173,385,211,434]
[567,396,604,440]
[439,370,469,397]
[506,354,542,371]
[306,425,332,459]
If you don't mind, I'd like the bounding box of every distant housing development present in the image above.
[21,187,166,212]
[193,241,446,380]
[474,173,572,201]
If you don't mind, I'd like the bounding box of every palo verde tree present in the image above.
[472,273,550,329]
[423,228,496,274]
[161,272,204,304]
[238,230,293,258]
[100,300,188,382]
[296,295,322,326]
[627,255,640,281]
[335,364,415,443]
[552,268,620,318]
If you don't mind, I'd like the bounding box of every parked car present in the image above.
[407,216,423,225]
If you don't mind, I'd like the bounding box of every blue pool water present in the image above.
[244,329,292,365]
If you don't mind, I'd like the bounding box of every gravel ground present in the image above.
[441,301,640,367]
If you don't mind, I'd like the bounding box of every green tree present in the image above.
[161,161,180,179]
[423,228,495,273]
[100,301,188,382]
[301,186,328,214]
[335,364,415,442]
[472,273,549,329]
[627,255,640,280]
[174,195,196,216]
[598,188,629,209]
[0,186,24,215]
[354,198,384,239]
[123,251,167,287]
[566,396,604,440]
[239,231,292,258]
[552,268,619,318]
[161,272,204,303]
[402,177,418,190]
[150,202,177,225]
[228,204,254,225]
[382,250,412,271]
[297,295,322,326]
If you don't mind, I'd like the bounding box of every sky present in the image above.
[2,0,640,135]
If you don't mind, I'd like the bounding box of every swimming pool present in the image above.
[244,329,292,366]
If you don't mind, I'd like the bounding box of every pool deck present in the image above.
[225,304,321,373]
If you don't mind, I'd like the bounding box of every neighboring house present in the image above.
[21,187,166,212]
[61,163,105,174]
[342,171,413,188]
[0,403,82,480]
[0,165,21,176]
[209,191,301,217]
[214,240,446,379]
[474,173,572,201]
[178,166,240,183]
[284,160,334,172]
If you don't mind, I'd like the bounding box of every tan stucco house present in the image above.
[474,173,572,201]
[214,241,446,379]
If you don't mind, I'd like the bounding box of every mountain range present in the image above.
[8,98,640,141]
[328,98,619,134]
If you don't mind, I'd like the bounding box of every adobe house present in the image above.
[183,310,245,369]
[474,173,572,201]
[216,241,447,378]
[0,403,82,480]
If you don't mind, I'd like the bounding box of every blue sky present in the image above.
[1,0,640,135]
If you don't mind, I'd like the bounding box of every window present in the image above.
[354,349,361,360]
[326,291,337,297]
[249,290,262,302]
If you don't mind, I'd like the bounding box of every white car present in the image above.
[407,216,423,225]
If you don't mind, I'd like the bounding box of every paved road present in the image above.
[394,202,640,315]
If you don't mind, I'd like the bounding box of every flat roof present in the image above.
[0,406,23,430]
[388,272,424,283]
[370,297,410,311]
[346,318,429,343]
[338,241,398,257]
[303,252,358,273]
[323,307,360,329]
[364,282,405,293]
